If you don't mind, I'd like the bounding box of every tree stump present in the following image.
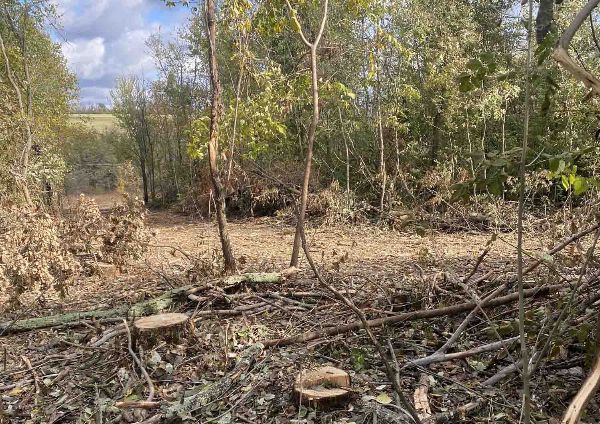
[133,313,189,349]
[293,366,351,408]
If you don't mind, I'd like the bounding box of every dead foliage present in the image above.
[0,194,148,305]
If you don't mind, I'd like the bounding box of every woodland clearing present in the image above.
[1,203,598,423]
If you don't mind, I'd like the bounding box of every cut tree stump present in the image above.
[293,366,351,408]
[133,313,189,348]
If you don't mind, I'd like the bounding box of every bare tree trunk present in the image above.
[517,1,534,422]
[226,33,247,188]
[377,107,386,213]
[288,0,329,267]
[140,155,149,205]
[206,0,236,274]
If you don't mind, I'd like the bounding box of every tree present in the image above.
[0,0,75,206]
[206,0,236,273]
[112,77,154,205]
[286,0,329,268]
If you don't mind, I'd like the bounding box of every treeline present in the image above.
[2,0,600,216]
[109,0,600,216]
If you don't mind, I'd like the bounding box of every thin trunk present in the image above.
[140,156,149,205]
[517,1,534,422]
[288,0,329,268]
[378,107,386,213]
[290,43,321,266]
[431,109,442,166]
[226,48,246,187]
[206,0,236,273]
[337,107,351,205]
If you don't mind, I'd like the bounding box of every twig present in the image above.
[298,226,421,423]
[561,348,600,424]
[406,337,519,368]
[122,319,154,402]
[114,400,160,409]
[20,355,40,397]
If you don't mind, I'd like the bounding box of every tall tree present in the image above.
[0,2,34,205]
[206,0,237,273]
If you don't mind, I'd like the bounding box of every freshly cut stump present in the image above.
[293,366,351,408]
[133,313,189,348]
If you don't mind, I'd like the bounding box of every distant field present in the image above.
[69,113,121,132]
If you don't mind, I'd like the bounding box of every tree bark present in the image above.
[288,0,329,267]
[206,0,236,273]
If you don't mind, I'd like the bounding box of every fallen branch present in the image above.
[163,344,262,420]
[406,337,519,369]
[561,348,600,424]
[1,272,287,336]
[264,283,562,347]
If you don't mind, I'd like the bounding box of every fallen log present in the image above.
[263,283,564,347]
[0,285,193,335]
[0,271,287,336]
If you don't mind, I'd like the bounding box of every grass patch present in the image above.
[70,113,120,132]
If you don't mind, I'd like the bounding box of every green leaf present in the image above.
[561,175,570,191]
[573,177,588,196]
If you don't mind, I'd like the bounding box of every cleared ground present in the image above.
[1,209,593,423]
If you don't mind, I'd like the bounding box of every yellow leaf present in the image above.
[9,387,25,396]
[375,392,392,405]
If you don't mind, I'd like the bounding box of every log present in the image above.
[0,271,288,336]
[263,283,563,347]
[293,366,351,407]
[0,285,193,335]
[223,271,288,288]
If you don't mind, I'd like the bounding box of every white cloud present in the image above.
[52,0,187,105]
[61,37,106,79]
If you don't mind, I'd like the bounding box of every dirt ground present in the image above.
[1,203,596,423]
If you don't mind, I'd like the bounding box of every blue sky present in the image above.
[51,0,190,106]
